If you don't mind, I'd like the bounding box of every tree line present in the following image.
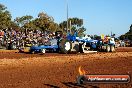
[0,3,86,37]
[120,24,132,40]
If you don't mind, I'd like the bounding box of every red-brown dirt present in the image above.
[0,47,132,88]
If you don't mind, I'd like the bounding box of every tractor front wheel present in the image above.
[41,49,46,54]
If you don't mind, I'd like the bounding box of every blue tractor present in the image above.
[29,31,99,54]
[29,31,115,54]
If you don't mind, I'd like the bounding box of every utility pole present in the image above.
[66,0,69,33]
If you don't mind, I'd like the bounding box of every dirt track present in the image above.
[0,47,132,88]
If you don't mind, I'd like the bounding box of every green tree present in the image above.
[0,4,12,30]
[129,24,132,33]
[14,15,33,27]
[23,21,37,31]
[34,12,59,32]
[120,24,132,40]
[10,21,20,31]
[59,17,86,37]
[14,15,33,33]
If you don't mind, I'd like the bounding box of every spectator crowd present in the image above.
[0,29,55,50]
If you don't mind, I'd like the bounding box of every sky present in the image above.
[0,0,132,37]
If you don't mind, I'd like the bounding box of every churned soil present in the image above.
[0,47,132,88]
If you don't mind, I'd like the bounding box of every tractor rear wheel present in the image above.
[59,39,72,54]
[106,45,110,52]
[110,45,115,52]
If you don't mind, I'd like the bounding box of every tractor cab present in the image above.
[67,31,77,41]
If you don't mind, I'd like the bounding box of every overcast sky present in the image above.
[0,0,132,37]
